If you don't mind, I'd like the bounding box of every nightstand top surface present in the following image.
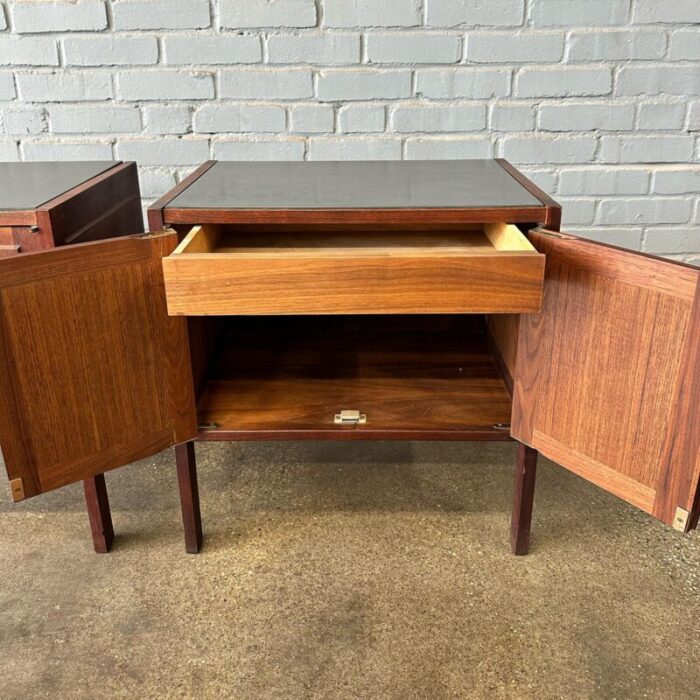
[0,161,118,211]
[167,160,545,211]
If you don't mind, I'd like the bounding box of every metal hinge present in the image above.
[198,422,219,430]
[672,507,690,532]
[9,478,25,502]
[334,410,366,425]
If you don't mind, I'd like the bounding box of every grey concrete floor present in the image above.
[1,441,699,699]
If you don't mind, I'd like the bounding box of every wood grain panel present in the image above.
[532,431,655,512]
[37,161,144,246]
[163,225,545,316]
[165,253,544,315]
[486,314,520,392]
[0,247,21,258]
[0,225,51,254]
[0,228,21,257]
[0,211,35,227]
[512,230,700,528]
[0,227,16,246]
[654,280,700,529]
[0,233,196,500]
[164,206,548,227]
[196,316,513,441]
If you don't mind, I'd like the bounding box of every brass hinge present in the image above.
[198,422,219,431]
[9,478,25,502]
[672,507,690,532]
[334,410,366,425]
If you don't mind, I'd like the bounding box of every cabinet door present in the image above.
[511,229,700,532]
[0,232,197,501]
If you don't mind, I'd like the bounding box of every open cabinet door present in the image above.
[511,229,700,532]
[0,231,197,501]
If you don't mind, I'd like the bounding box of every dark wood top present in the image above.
[0,161,119,211]
[166,160,545,211]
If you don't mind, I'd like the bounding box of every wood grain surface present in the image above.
[0,232,196,500]
[163,224,545,315]
[175,441,202,553]
[511,443,538,555]
[37,161,144,246]
[195,316,513,441]
[83,474,114,554]
[511,229,700,529]
[163,206,549,227]
[486,313,520,394]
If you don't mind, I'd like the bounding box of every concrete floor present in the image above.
[0,441,698,699]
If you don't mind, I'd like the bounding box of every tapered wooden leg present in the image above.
[84,474,114,554]
[176,441,202,554]
[511,443,538,555]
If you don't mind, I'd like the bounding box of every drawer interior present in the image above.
[193,315,513,440]
[163,222,544,316]
[172,222,537,258]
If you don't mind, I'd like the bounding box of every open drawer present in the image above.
[161,223,545,316]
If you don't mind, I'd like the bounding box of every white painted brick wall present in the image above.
[0,0,697,261]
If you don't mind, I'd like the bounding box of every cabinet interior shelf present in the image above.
[195,315,513,441]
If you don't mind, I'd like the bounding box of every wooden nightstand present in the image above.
[1,160,697,557]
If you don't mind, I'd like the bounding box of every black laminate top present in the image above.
[167,160,544,210]
[0,161,118,211]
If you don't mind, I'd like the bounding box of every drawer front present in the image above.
[162,224,545,316]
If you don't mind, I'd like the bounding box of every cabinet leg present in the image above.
[176,441,202,554]
[83,474,114,554]
[511,443,538,556]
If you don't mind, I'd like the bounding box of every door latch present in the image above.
[334,410,366,425]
